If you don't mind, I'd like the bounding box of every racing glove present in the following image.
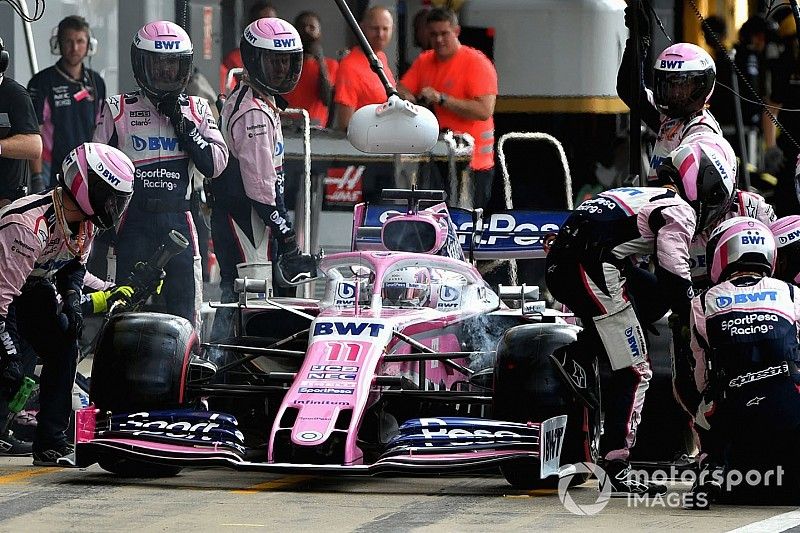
[55,258,86,340]
[82,285,136,315]
[158,95,216,177]
[0,318,22,401]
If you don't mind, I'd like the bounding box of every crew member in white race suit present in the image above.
[690,217,800,504]
[93,21,228,327]
[213,18,318,309]
[617,4,722,183]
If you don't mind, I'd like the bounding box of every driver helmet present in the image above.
[382,267,430,307]
[655,135,736,235]
[770,215,800,284]
[131,21,193,103]
[59,142,135,230]
[707,217,776,284]
[240,18,303,95]
[653,42,716,118]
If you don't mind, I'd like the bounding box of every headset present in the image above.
[50,16,97,57]
[0,37,8,74]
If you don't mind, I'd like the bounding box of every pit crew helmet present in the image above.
[770,215,800,284]
[59,142,135,230]
[655,135,736,235]
[382,267,430,307]
[653,42,716,118]
[131,21,193,103]
[240,18,303,95]
[707,217,776,284]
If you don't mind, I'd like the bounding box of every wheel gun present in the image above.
[124,230,190,312]
[2,377,35,436]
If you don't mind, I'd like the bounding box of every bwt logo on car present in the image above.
[715,291,778,308]
[543,425,565,463]
[660,59,685,69]
[418,418,522,446]
[313,321,385,337]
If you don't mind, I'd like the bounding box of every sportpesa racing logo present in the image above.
[136,168,181,191]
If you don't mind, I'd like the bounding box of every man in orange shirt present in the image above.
[285,11,338,127]
[220,2,277,92]
[333,6,396,130]
[399,8,498,208]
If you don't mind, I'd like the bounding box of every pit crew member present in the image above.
[771,215,800,285]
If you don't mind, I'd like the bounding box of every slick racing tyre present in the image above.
[493,324,599,489]
[91,312,197,413]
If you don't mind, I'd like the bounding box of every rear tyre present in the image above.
[493,324,599,489]
[91,312,196,413]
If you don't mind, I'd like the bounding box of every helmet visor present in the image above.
[653,69,713,117]
[243,44,303,94]
[87,172,132,230]
[136,50,193,95]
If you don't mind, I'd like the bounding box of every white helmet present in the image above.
[131,21,193,103]
[707,217,776,283]
[653,42,716,118]
[382,267,430,307]
[241,18,303,95]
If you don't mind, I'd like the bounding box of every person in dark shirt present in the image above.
[27,16,105,192]
[0,37,42,207]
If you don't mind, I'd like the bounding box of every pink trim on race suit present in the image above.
[579,264,606,314]
[112,98,124,122]
[678,152,697,200]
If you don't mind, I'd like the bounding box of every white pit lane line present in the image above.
[727,509,800,533]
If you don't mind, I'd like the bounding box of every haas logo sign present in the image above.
[325,166,364,204]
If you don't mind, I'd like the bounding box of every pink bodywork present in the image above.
[268,251,494,464]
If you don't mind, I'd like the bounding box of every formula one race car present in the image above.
[70,187,692,485]
[68,189,602,488]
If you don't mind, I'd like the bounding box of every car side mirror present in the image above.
[348,95,439,154]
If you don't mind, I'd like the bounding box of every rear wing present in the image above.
[352,203,569,260]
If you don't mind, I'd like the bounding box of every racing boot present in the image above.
[549,344,600,409]
[603,458,668,497]
[686,456,724,510]
[276,248,322,288]
[0,430,32,456]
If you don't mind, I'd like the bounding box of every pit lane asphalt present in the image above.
[0,458,795,532]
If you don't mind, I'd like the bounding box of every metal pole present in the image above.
[18,0,38,74]
[627,0,642,183]
[332,0,397,98]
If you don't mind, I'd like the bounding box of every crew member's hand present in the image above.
[88,285,135,314]
[61,290,84,340]
[624,4,649,32]
[0,320,21,401]
[158,95,193,135]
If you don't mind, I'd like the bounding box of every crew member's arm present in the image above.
[0,81,41,161]
[92,98,119,147]
[164,96,229,178]
[615,5,660,133]
[229,107,295,247]
[419,89,495,121]
[640,198,696,318]
[332,61,359,131]
[688,296,710,394]
[315,53,335,109]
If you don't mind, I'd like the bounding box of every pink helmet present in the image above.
[59,142,134,230]
[131,21,193,103]
[707,217,776,284]
[240,18,303,95]
[656,135,736,235]
[653,42,716,118]
[770,215,800,284]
